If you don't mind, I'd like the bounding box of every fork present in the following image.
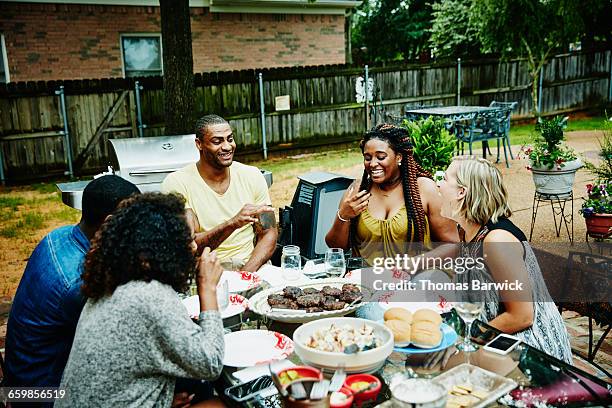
[289,382,307,400]
[329,364,346,392]
[309,379,330,400]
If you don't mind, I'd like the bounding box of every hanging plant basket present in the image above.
[585,213,612,238]
[530,159,582,195]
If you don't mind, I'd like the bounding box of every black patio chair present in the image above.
[456,109,511,167]
[559,251,612,378]
[489,101,518,159]
[385,112,405,126]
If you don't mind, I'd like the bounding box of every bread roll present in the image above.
[384,307,413,323]
[413,309,442,325]
[411,320,442,346]
[384,319,411,343]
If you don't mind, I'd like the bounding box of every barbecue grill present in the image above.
[57,134,273,210]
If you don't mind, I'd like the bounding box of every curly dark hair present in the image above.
[350,123,432,247]
[82,193,195,300]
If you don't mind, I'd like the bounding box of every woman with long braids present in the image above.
[326,123,458,265]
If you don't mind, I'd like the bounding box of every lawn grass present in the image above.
[251,117,609,177]
[250,147,363,183]
[467,116,607,153]
[0,196,26,211]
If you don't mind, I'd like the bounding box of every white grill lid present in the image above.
[110,134,198,186]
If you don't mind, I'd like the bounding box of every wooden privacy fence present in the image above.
[0,49,611,182]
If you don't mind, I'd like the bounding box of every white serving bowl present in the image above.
[293,317,394,374]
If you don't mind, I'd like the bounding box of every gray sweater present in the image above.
[56,280,224,408]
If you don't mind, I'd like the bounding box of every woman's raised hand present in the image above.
[196,247,223,293]
[338,185,371,220]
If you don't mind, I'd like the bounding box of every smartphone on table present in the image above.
[483,333,521,355]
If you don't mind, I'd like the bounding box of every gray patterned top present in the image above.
[456,224,573,364]
[56,280,224,408]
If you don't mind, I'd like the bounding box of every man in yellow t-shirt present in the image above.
[162,114,277,272]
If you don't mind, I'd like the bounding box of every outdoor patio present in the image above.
[0,127,610,385]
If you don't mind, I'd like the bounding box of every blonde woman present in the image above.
[434,156,572,364]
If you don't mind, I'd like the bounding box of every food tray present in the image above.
[432,363,518,408]
[248,278,370,323]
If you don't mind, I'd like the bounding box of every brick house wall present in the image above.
[0,2,346,82]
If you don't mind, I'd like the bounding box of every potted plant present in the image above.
[401,116,456,178]
[521,116,582,195]
[580,117,612,237]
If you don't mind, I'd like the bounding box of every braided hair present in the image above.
[350,123,432,249]
[195,114,229,140]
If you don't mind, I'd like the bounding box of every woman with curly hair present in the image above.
[326,123,458,266]
[57,193,225,408]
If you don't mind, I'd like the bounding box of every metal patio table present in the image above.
[217,311,612,408]
[404,106,501,160]
[404,106,499,122]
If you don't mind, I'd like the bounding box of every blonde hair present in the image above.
[452,156,512,225]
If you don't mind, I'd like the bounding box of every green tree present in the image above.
[471,0,584,116]
[429,0,481,59]
[352,0,434,62]
[577,0,612,49]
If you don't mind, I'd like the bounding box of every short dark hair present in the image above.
[81,175,140,226]
[195,114,229,140]
[82,193,194,300]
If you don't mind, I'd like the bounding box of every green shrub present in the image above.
[401,117,456,174]
[584,116,612,182]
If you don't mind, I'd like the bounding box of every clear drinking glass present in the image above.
[281,245,302,281]
[454,301,484,354]
[325,248,346,277]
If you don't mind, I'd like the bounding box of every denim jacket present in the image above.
[4,225,89,388]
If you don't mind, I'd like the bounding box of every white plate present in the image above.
[223,330,294,367]
[248,278,369,323]
[222,270,262,293]
[182,294,247,320]
[393,323,459,353]
[343,268,362,283]
[293,317,394,374]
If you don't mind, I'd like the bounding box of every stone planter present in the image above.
[584,213,612,237]
[530,159,582,195]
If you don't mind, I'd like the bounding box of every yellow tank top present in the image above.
[354,206,431,266]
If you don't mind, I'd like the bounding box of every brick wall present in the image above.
[0,3,346,82]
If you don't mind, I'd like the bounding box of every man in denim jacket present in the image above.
[4,175,139,390]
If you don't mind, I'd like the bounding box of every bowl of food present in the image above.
[292,317,394,374]
[344,374,382,406]
[276,366,323,387]
[390,378,447,408]
[330,387,354,408]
